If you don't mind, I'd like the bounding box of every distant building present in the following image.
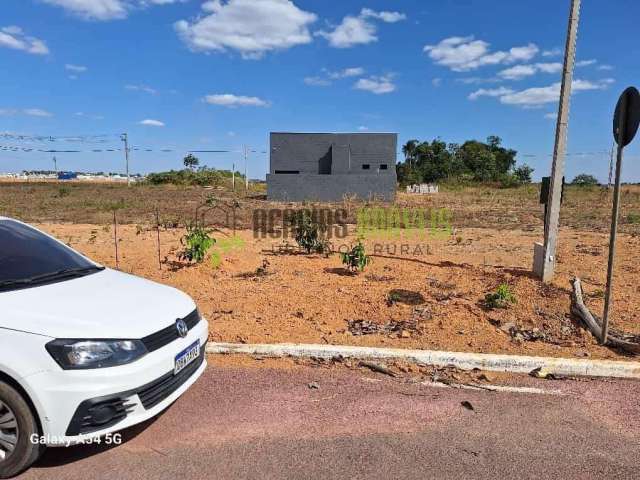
[57,171,78,180]
[266,132,397,202]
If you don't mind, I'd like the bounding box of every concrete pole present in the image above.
[539,0,581,282]
[244,145,249,191]
[608,143,615,189]
[122,133,130,186]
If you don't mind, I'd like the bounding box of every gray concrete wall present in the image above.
[270,133,396,174]
[267,173,396,202]
[268,132,397,202]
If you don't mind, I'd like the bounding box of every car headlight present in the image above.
[45,339,147,369]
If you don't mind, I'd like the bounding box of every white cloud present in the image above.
[456,76,502,85]
[498,62,562,80]
[498,78,614,107]
[542,47,562,57]
[304,67,365,87]
[203,93,269,107]
[175,0,317,59]
[498,65,537,80]
[423,36,538,72]
[75,111,104,120]
[468,87,514,101]
[125,84,157,94]
[65,63,87,73]
[317,8,405,48]
[304,76,331,87]
[469,78,614,107]
[358,126,369,131]
[544,112,557,120]
[598,64,614,71]
[576,59,597,67]
[360,8,406,23]
[354,75,396,94]
[0,108,54,117]
[536,62,563,74]
[41,0,184,21]
[139,119,165,126]
[41,0,130,20]
[24,108,54,117]
[328,67,365,79]
[432,77,442,87]
[0,26,49,55]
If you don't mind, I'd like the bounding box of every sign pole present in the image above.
[601,86,640,344]
[601,139,624,343]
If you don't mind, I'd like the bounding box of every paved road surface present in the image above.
[16,358,640,479]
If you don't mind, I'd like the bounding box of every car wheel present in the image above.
[0,382,44,479]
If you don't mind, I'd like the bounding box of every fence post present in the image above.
[113,210,119,269]
[155,206,162,270]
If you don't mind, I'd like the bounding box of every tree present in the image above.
[513,164,534,184]
[183,153,200,171]
[571,173,599,187]
[395,135,519,185]
[456,140,497,182]
[402,139,419,167]
[486,136,517,174]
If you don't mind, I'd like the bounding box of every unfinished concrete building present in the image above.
[266,132,397,202]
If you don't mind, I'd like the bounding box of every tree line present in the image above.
[397,136,534,187]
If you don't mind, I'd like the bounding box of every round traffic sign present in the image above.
[613,87,640,147]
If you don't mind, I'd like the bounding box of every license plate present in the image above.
[174,341,200,375]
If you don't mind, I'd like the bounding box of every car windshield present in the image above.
[0,219,100,287]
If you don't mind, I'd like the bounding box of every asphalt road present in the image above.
[17,357,640,480]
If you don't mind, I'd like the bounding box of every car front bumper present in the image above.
[25,318,209,446]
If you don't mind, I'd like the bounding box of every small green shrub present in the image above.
[178,224,215,263]
[341,239,371,273]
[484,283,517,309]
[626,212,640,224]
[292,210,330,254]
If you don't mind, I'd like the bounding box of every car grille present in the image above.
[141,309,201,352]
[137,345,205,410]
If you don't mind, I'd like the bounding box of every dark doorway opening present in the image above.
[318,146,332,175]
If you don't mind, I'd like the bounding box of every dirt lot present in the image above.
[3,181,640,233]
[3,181,639,360]
[32,218,639,361]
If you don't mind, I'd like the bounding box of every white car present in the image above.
[0,217,208,478]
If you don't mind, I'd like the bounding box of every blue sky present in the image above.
[1,0,639,181]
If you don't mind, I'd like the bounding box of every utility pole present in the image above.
[53,156,57,175]
[232,162,235,191]
[243,145,249,192]
[536,0,581,282]
[121,133,130,186]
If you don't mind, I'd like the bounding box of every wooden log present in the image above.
[571,277,640,355]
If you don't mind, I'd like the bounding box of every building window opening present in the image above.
[362,164,370,170]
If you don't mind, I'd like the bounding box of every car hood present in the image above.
[0,269,197,339]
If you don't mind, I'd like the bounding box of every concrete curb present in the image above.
[206,342,640,379]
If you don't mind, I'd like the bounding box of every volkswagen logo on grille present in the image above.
[176,319,188,338]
